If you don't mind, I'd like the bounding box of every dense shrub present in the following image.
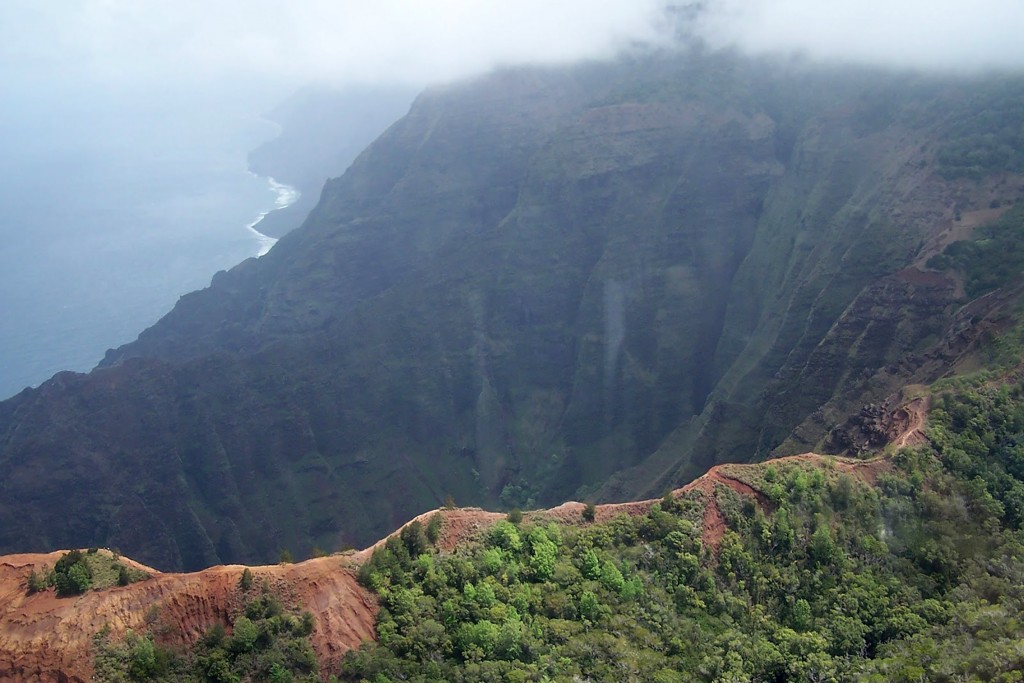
[52,550,92,596]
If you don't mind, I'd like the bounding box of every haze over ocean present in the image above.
[0,86,293,400]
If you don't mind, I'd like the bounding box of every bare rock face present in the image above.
[0,52,1022,570]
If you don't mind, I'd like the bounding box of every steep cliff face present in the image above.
[1,52,1021,570]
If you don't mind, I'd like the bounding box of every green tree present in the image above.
[400,521,430,557]
[117,565,131,587]
[527,528,558,581]
[127,634,159,680]
[456,620,499,658]
[580,549,601,579]
[55,562,91,596]
[238,567,254,591]
[426,513,444,543]
[230,615,259,653]
[579,590,601,621]
[51,551,93,596]
[792,598,813,631]
[599,560,625,593]
[488,521,523,552]
[269,663,293,683]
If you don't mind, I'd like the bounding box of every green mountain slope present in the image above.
[2,52,1024,570]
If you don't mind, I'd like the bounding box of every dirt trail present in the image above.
[685,454,893,546]
[764,453,890,483]
[890,396,931,449]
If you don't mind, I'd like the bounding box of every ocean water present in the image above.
[0,88,297,400]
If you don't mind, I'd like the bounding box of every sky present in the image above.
[0,1,671,89]
[3,0,1024,93]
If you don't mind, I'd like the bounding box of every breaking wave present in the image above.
[245,175,300,257]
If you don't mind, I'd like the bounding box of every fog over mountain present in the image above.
[0,1,672,88]
[699,0,1024,72]
[5,0,1024,94]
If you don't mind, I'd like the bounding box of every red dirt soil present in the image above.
[889,396,930,449]
[0,552,375,683]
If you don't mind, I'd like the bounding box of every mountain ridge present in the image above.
[2,51,1024,571]
[0,442,902,682]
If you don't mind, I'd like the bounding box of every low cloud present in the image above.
[696,0,1024,72]
[1,1,671,87]
[3,1,1023,95]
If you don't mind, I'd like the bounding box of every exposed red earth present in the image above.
[0,553,375,682]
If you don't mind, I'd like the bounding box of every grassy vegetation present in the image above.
[28,549,149,597]
[337,383,1024,682]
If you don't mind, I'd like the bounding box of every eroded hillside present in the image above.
[0,551,375,683]
[0,388,933,682]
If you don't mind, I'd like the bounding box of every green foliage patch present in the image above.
[30,549,149,597]
[929,204,1024,298]
[935,82,1024,179]
[93,591,319,683]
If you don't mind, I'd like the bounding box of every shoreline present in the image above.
[245,174,300,257]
